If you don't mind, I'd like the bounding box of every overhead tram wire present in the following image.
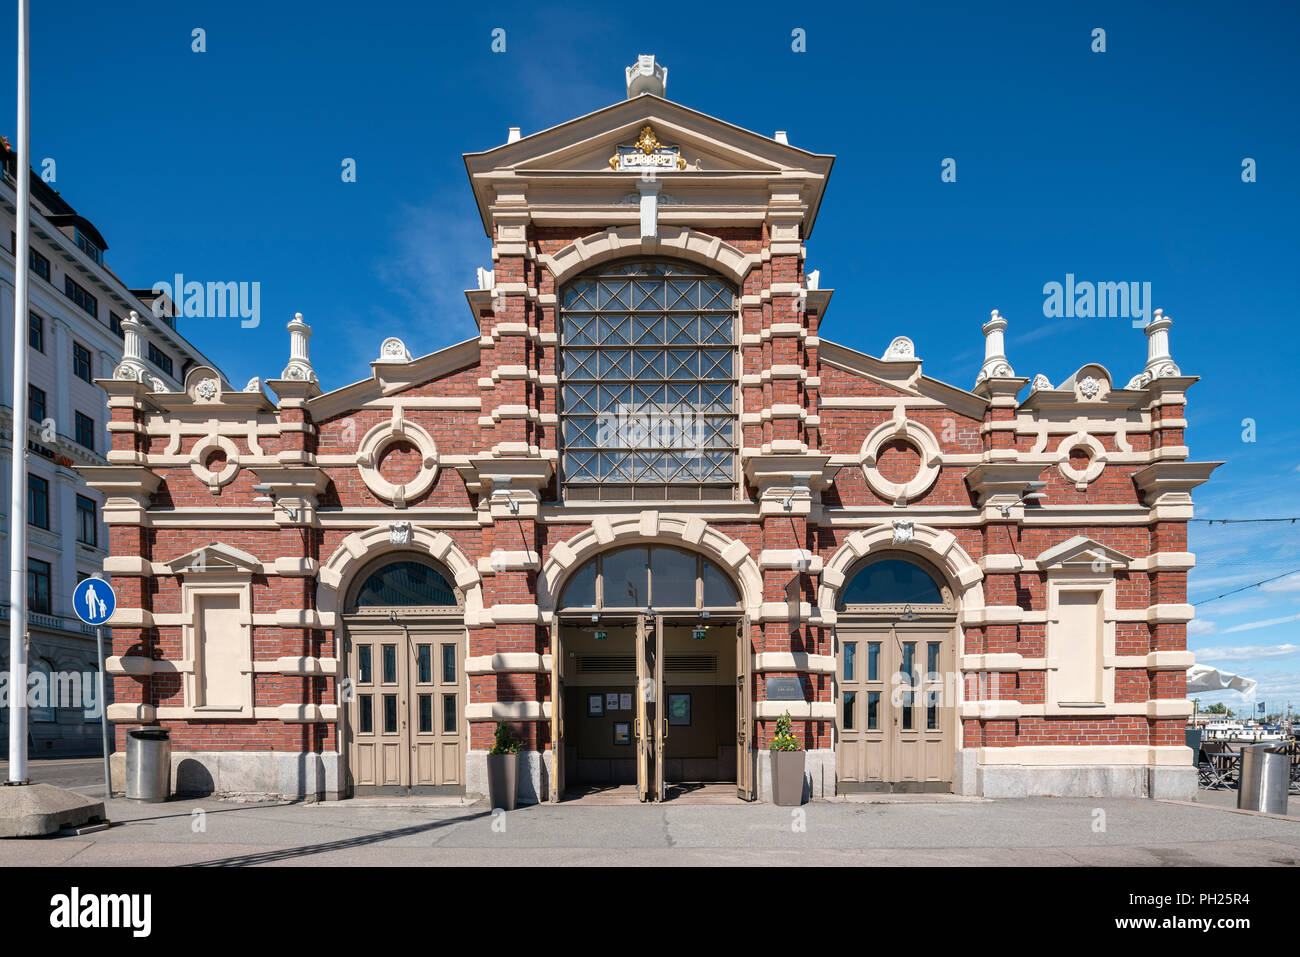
[1190,517,1300,524]
[1192,567,1300,606]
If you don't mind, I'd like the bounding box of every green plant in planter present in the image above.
[768,710,802,751]
[490,721,522,755]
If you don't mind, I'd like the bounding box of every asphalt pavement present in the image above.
[0,758,1296,866]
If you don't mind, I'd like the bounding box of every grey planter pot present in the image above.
[770,750,807,806]
[486,753,519,811]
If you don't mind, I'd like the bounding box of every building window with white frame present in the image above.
[76,494,98,547]
[28,473,50,529]
[74,410,96,452]
[73,341,93,382]
[28,559,52,615]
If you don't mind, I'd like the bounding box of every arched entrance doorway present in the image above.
[342,555,467,796]
[836,554,957,792]
[552,544,748,802]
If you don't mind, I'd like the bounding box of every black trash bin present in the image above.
[125,728,171,802]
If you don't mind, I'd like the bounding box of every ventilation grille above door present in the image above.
[666,655,717,673]
[574,655,718,673]
[577,656,635,673]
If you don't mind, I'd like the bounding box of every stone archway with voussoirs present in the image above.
[820,522,985,795]
[317,524,484,625]
[817,522,985,632]
[318,524,483,798]
[537,224,761,290]
[539,512,764,616]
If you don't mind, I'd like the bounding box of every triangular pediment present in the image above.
[464,95,835,235]
[165,542,261,575]
[469,95,829,175]
[1036,536,1133,570]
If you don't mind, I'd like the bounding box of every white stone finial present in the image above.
[280,312,317,382]
[1125,308,1180,389]
[882,336,916,361]
[376,336,412,364]
[774,131,789,145]
[975,309,1014,384]
[476,267,495,292]
[626,54,667,98]
[507,127,521,144]
[112,310,151,383]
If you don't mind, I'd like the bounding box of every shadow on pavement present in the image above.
[187,808,494,866]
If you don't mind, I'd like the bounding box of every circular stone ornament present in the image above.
[859,415,942,506]
[354,408,440,508]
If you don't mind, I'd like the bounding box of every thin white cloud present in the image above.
[1187,619,1218,636]
[1261,572,1300,594]
[1193,643,1300,661]
[1222,612,1300,634]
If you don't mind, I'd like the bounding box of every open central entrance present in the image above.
[550,545,753,803]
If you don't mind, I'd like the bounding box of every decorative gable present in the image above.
[1036,536,1133,571]
[165,542,262,576]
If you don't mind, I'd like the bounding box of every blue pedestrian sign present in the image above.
[73,577,117,626]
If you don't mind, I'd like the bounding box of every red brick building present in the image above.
[85,56,1216,803]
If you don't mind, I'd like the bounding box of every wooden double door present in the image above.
[345,620,466,795]
[836,622,955,792]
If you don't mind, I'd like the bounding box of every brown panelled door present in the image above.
[550,623,565,802]
[736,615,754,800]
[837,625,953,793]
[347,623,466,796]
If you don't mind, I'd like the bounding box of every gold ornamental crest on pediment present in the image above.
[608,125,688,171]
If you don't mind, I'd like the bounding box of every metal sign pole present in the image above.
[96,625,111,799]
[7,0,32,785]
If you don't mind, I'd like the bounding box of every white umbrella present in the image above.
[1187,663,1257,696]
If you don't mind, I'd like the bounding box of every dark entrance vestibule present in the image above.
[551,545,752,802]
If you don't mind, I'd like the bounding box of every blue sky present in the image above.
[5,1,1297,713]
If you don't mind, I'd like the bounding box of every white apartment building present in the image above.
[0,139,227,756]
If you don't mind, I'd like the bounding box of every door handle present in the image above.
[660,717,668,745]
[634,716,641,739]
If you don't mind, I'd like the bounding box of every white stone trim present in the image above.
[464,701,552,721]
[818,523,985,628]
[539,512,764,617]
[317,524,483,624]
[1055,431,1107,490]
[188,433,242,494]
[858,406,943,506]
[465,653,552,675]
[354,405,440,508]
[537,224,760,287]
[978,745,1192,767]
[755,701,835,720]
[753,652,836,673]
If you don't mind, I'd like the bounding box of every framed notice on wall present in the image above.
[613,722,632,746]
[606,692,620,712]
[587,693,604,717]
[668,693,691,726]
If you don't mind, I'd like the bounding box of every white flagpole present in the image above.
[7,0,31,784]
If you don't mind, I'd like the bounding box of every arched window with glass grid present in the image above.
[559,261,738,501]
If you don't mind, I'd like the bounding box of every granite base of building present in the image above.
[109,750,341,801]
[976,762,1197,800]
[756,748,835,803]
[466,749,541,805]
